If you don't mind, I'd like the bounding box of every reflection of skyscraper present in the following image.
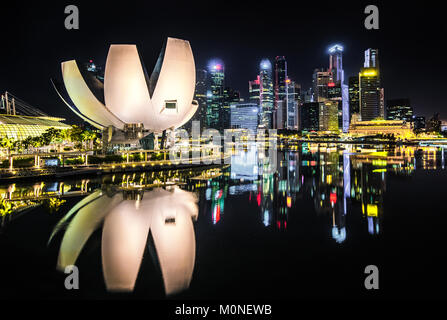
[350,156,385,236]
[207,61,225,131]
[259,59,274,128]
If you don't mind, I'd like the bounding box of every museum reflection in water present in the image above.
[1,143,445,296]
[49,186,198,296]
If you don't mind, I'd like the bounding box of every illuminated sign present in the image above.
[329,44,344,53]
[361,70,377,77]
[328,82,335,87]
[44,159,60,167]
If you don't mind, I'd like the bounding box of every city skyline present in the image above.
[1,1,445,124]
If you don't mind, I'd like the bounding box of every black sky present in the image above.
[1,1,445,123]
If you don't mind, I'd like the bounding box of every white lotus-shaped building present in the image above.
[55,37,198,134]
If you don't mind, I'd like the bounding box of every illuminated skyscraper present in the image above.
[359,67,381,121]
[259,59,274,128]
[300,102,319,131]
[274,56,288,129]
[249,76,261,104]
[364,48,379,68]
[312,68,333,102]
[319,100,339,132]
[286,79,297,129]
[328,44,344,84]
[348,76,360,115]
[192,69,208,129]
[230,103,259,132]
[360,48,383,120]
[223,87,240,130]
[207,61,225,131]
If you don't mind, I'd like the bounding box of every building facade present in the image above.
[259,59,274,129]
[230,103,259,132]
[207,62,225,131]
[192,69,208,129]
[300,102,319,132]
[359,67,381,121]
[319,100,339,132]
[274,56,288,129]
[386,99,413,121]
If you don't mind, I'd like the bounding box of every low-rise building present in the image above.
[349,118,414,138]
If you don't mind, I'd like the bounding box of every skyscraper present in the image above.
[230,103,259,132]
[348,76,360,115]
[286,79,297,129]
[207,61,225,131]
[293,82,302,130]
[274,56,288,129]
[319,100,339,132]
[223,87,240,130]
[359,67,381,121]
[328,44,344,84]
[249,76,261,104]
[259,59,274,128]
[364,48,379,68]
[386,99,413,121]
[193,69,208,129]
[300,102,319,131]
[312,68,333,102]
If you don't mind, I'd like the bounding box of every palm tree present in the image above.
[0,137,15,157]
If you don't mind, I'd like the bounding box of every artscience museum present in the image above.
[54,37,198,149]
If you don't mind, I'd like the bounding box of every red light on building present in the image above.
[257,193,261,207]
[328,82,335,87]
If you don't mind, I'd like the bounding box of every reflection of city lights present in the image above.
[368,217,374,235]
[213,204,221,224]
[367,204,378,217]
[263,210,270,226]
[332,227,346,243]
[330,192,337,204]
[287,196,292,208]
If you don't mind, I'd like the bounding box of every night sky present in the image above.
[1,1,445,123]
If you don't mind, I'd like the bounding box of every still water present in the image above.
[1,143,447,299]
